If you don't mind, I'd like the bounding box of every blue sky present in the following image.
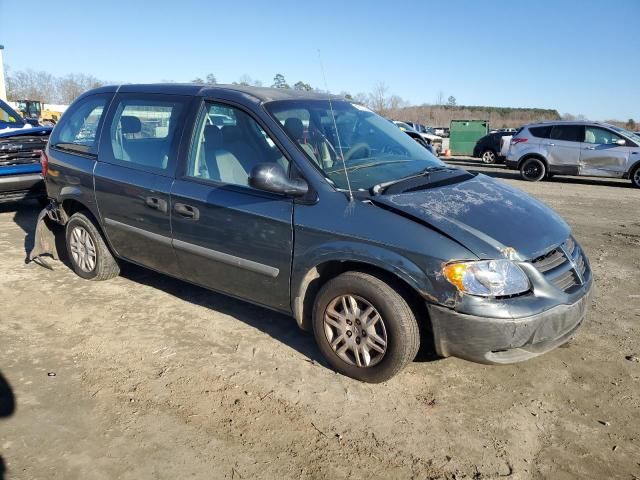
[1,0,638,120]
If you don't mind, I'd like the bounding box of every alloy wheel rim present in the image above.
[634,169,640,186]
[70,226,97,272]
[323,295,387,368]
[524,162,542,179]
[482,151,495,163]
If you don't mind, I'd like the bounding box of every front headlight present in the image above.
[442,259,530,297]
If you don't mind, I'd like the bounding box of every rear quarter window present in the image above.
[49,94,111,155]
[529,126,552,138]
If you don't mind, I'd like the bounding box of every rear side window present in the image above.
[549,125,583,142]
[105,95,187,172]
[50,94,110,155]
[529,126,552,138]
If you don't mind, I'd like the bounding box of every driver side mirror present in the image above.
[248,163,309,197]
[615,139,626,146]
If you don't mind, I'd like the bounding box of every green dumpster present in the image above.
[449,120,489,156]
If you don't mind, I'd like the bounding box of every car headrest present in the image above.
[284,117,304,141]
[120,115,142,134]
[222,126,242,144]
[204,125,222,149]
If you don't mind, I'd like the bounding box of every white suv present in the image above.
[505,121,640,188]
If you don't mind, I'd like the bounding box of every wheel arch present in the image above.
[291,247,434,332]
[59,196,118,257]
[517,153,548,170]
[626,159,640,178]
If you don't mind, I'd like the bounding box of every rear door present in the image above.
[579,125,630,176]
[94,93,191,275]
[170,100,294,311]
[546,124,583,172]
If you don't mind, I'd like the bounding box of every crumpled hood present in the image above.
[375,173,570,260]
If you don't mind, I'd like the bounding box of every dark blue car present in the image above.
[0,99,52,203]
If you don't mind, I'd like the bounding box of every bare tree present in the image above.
[369,82,389,115]
[352,92,369,106]
[435,90,445,106]
[56,74,104,104]
[234,74,254,86]
[6,69,57,103]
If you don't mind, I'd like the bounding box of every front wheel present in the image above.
[312,272,420,383]
[520,157,546,182]
[631,165,640,189]
[65,212,120,280]
[481,149,497,164]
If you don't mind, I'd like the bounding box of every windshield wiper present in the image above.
[326,159,411,175]
[370,165,453,195]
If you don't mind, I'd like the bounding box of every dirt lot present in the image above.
[1,159,639,480]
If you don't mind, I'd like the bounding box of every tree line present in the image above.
[4,67,637,130]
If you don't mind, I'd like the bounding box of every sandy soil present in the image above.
[1,160,639,479]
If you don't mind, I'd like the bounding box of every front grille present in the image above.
[0,134,49,167]
[530,237,588,292]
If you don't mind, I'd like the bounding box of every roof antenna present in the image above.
[317,49,354,202]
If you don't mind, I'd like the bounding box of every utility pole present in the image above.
[0,45,6,101]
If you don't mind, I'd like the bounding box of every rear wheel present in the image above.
[631,165,640,189]
[520,157,546,182]
[312,271,420,383]
[65,212,120,280]
[481,149,497,164]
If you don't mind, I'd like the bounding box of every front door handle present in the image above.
[586,146,596,150]
[145,196,168,213]
[548,143,555,146]
[174,202,200,220]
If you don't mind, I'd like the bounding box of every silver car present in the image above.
[505,121,640,188]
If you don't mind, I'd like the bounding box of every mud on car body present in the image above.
[30,84,592,382]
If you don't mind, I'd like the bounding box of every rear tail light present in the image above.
[40,150,49,177]
[511,138,528,145]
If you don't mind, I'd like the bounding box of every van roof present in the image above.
[89,83,343,103]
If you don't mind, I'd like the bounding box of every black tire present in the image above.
[65,211,120,281]
[312,271,420,383]
[520,157,546,182]
[631,165,640,189]
[481,149,497,164]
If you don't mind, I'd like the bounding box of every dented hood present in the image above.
[375,174,570,260]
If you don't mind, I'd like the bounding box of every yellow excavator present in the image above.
[14,100,63,126]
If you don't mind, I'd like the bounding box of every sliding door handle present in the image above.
[174,202,200,220]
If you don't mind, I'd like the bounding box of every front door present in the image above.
[579,125,630,177]
[94,93,190,276]
[170,101,294,311]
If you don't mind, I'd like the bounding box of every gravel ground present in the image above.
[1,159,639,479]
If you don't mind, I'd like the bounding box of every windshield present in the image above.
[266,100,444,190]
[610,125,640,144]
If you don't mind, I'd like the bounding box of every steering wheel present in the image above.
[382,144,407,156]
[343,142,371,162]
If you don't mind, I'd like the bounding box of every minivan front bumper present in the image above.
[427,280,592,364]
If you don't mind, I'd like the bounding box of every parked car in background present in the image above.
[0,99,52,204]
[434,127,450,138]
[489,128,517,134]
[506,121,640,188]
[393,121,442,154]
[473,131,515,164]
[32,84,592,383]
